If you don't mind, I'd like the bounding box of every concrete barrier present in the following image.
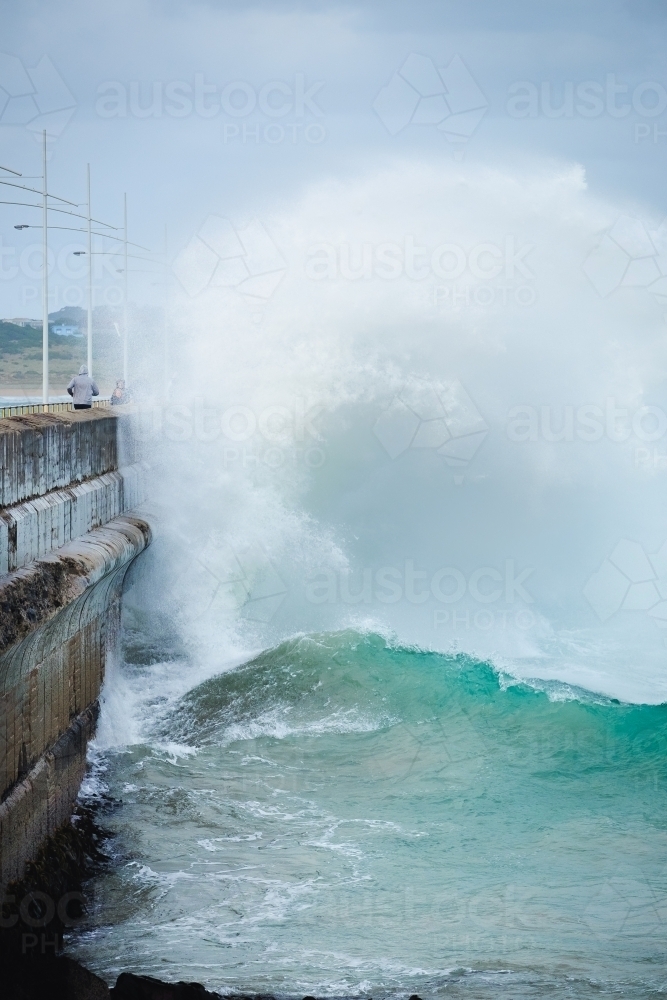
[0,410,120,507]
[0,410,151,888]
[0,465,146,575]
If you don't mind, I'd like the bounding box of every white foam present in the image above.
[220,704,392,746]
[97,155,667,775]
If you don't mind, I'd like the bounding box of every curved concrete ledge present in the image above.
[0,514,151,655]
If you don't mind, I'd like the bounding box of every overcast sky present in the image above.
[4,2,667,684]
[1,0,666,314]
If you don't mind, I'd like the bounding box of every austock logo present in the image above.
[373,52,487,149]
[581,877,665,940]
[0,53,75,141]
[373,378,488,483]
[172,215,286,301]
[173,536,287,623]
[583,214,667,305]
[584,538,667,628]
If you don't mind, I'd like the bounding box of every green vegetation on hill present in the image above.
[0,322,85,353]
[0,321,87,392]
[0,306,165,395]
[0,322,43,354]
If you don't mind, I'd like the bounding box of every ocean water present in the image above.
[69,628,667,998]
[66,161,667,995]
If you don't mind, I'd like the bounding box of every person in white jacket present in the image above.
[67,365,99,409]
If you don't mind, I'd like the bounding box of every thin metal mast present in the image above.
[41,131,48,405]
[123,193,128,385]
[87,164,93,375]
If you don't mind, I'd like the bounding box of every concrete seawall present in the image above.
[0,410,151,888]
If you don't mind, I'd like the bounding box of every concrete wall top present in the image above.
[0,410,123,508]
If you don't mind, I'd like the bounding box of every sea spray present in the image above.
[126,159,667,701]
[75,158,667,998]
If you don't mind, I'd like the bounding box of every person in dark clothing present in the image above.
[67,365,99,409]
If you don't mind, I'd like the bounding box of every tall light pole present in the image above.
[87,164,93,376]
[164,224,169,399]
[2,156,124,406]
[41,130,49,406]
[123,193,128,386]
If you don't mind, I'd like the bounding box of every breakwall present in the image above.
[0,410,150,888]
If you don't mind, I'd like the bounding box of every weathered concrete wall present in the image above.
[0,411,123,507]
[0,707,99,891]
[0,410,151,888]
[0,464,146,575]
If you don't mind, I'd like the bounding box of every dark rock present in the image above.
[219,995,278,1000]
[111,972,221,1000]
[2,955,109,999]
[62,957,111,999]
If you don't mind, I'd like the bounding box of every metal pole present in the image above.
[123,193,128,386]
[42,130,49,406]
[87,164,93,375]
[163,224,168,399]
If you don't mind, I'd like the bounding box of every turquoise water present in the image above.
[70,630,667,997]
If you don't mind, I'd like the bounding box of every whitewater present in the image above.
[67,160,667,997]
